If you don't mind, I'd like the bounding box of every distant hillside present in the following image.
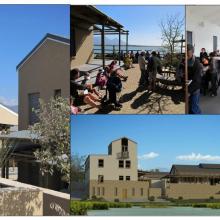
[7,105,18,113]
[94,36,126,45]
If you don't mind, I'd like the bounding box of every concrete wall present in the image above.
[18,39,70,130]
[89,180,149,202]
[0,178,69,216]
[71,24,94,69]
[166,183,220,199]
[148,188,162,199]
[87,139,138,182]
[186,6,220,56]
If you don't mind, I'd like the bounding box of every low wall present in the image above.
[0,178,69,216]
[166,183,220,199]
[149,188,162,199]
[89,180,149,202]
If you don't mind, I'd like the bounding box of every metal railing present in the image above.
[117,151,129,159]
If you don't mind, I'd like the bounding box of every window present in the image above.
[187,31,193,46]
[119,160,124,168]
[114,187,118,196]
[132,188,135,196]
[140,188,144,196]
[54,89,61,98]
[98,175,104,183]
[126,160,131,168]
[97,187,100,196]
[102,187,105,196]
[119,176,124,181]
[126,176,130,181]
[122,138,128,146]
[28,93,40,125]
[92,187,95,196]
[108,144,112,155]
[98,159,104,167]
[122,145,128,152]
[213,36,218,51]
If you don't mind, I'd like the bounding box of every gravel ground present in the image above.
[79,64,185,114]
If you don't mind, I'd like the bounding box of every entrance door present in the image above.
[122,189,127,200]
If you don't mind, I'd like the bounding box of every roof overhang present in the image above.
[16,33,70,71]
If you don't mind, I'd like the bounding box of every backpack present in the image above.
[107,75,122,93]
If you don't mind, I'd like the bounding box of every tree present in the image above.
[160,14,184,65]
[71,154,86,183]
[29,96,70,184]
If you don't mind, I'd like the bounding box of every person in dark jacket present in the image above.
[200,48,208,63]
[209,52,218,97]
[106,71,123,109]
[187,44,202,114]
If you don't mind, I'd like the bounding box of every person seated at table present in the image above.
[124,53,134,69]
[95,69,108,89]
[70,68,102,109]
[108,60,128,81]
[200,48,208,62]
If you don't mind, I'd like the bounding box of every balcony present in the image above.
[117,151,129,159]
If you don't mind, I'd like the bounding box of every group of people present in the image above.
[70,60,128,113]
[187,45,220,114]
[138,50,162,91]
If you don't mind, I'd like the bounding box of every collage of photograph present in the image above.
[0,3,220,217]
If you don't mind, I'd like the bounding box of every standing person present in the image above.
[200,48,208,63]
[187,44,202,114]
[138,51,148,87]
[209,52,218,97]
[148,51,162,91]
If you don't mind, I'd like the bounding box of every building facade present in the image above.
[17,33,70,130]
[85,137,150,202]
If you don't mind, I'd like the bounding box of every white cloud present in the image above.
[138,152,159,160]
[0,96,18,106]
[176,152,220,162]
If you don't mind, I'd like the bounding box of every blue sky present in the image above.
[0,5,69,106]
[71,115,220,171]
[96,5,184,46]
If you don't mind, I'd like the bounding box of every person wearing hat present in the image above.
[138,51,148,87]
[187,44,202,114]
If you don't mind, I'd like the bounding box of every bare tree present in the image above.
[160,14,184,65]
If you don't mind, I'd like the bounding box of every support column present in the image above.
[118,28,121,65]
[126,31,128,53]
[101,24,105,68]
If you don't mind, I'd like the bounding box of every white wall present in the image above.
[186,6,220,57]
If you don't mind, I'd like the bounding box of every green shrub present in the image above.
[207,203,220,209]
[70,202,89,215]
[192,203,207,208]
[149,196,155,202]
[92,203,108,210]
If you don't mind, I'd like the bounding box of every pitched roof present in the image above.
[0,103,18,126]
[16,33,70,71]
[111,137,137,144]
[169,164,220,177]
[138,170,169,179]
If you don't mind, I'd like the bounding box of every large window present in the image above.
[119,160,124,168]
[114,187,118,196]
[126,160,131,168]
[126,176,130,181]
[119,176,124,181]
[28,93,40,125]
[140,188,144,196]
[132,188,135,196]
[98,159,104,168]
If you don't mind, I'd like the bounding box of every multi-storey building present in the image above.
[85,137,150,202]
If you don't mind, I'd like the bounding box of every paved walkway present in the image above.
[79,64,185,114]
[200,93,220,114]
